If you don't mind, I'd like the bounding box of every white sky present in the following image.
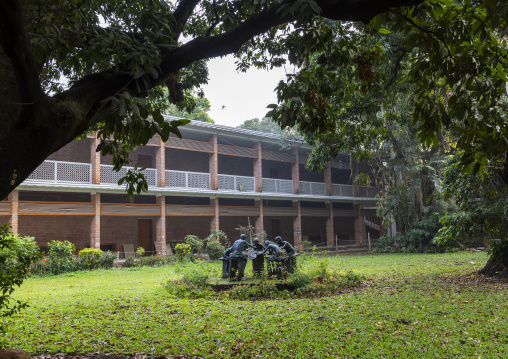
[201,55,290,127]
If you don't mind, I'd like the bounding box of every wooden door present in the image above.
[138,219,153,254]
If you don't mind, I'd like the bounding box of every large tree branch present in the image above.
[173,0,201,39]
[0,0,46,127]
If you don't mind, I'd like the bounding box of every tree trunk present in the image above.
[478,241,508,278]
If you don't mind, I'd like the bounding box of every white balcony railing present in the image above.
[100,165,156,187]
[331,184,354,197]
[300,181,326,196]
[262,178,293,194]
[26,160,91,184]
[166,170,210,189]
[218,174,255,192]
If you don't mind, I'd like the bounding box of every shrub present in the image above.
[185,235,204,254]
[0,224,40,348]
[99,251,116,269]
[48,240,76,274]
[136,246,145,258]
[206,230,229,247]
[206,241,225,260]
[175,243,191,259]
[78,248,103,270]
[122,256,137,268]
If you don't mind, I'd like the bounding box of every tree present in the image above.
[238,117,283,135]
[0,0,422,199]
[164,94,214,123]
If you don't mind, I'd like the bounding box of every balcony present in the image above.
[24,161,378,198]
[26,160,91,184]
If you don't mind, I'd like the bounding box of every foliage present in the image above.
[122,257,137,268]
[205,230,229,247]
[136,246,145,258]
[174,243,192,260]
[0,224,40,348]
[237,117,283,135]
[47,240,76,275]
[205,241,225,261]
[184,235,204,254]
[98,251,116,269]
[78,248,103,271]
[164,94,214,123]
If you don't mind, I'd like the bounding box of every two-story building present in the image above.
[0,117,382,255]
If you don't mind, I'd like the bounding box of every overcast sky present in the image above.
[201,55,290,127]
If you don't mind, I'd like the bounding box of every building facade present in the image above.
[0,118,382,255]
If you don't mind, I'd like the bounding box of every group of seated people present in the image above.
[221,234,298,280]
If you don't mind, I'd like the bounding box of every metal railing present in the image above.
[100,165,157,187]
[300,181,326,196]
[165,170,210,189]
[262,178,293,193]
[358,186,379,198]
[331,184,355,197]
[26,160,91,184]
[218,174,255,192]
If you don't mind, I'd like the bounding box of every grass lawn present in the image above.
[5,251,508,358]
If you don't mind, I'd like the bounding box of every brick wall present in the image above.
[262,160,292,180]
[102,146,157,168]
[166,216,211,243]
[333,217,356,241]
[263,216,294,245]
[301,216,327,245]
[299,164,324,182]
[0,215,10,227]
[218,155,253,176]
[101,216,142,250]
[216,216,251,245]
[47,139,92,163]
[18,215,92,252]
[166,148,209,172]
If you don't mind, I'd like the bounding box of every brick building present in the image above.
[0,118,382,255]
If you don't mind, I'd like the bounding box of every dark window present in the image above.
[219,198,254,206]
[101,194,130,203]
[134,195,156,204]
[19,191,91,202]
[269,168,279,179]
[165,196,210,205]
[100,244,116,252]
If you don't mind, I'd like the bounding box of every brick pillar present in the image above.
[254,142,262,192]
[209,134,218,190]
[8,190,19,234]
[325,162,332,196]
[155,196,168,255]
[353,205,365,245]
[156,136,166,187]
[90,136,101,184]
[326,202,334,248]
[90,193,101,249]
[291,148,300,194]
[210,197,219,232]
[254,199,264,234]
[293,200,302,249]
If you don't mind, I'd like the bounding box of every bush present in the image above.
[175,243,191,259]
[122,257,137,268]
[185,235,204,254]
[0,224,40,348]
[206,241,225,260]
[136,246,145,258]
[48,240,76,274]
[99,251,116,269]
[206,230,229,247]
[78,248,103,270]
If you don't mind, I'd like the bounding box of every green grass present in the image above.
[5,252,508,358]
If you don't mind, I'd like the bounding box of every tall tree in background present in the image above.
[238,117,283,135]
[164,94,214,123]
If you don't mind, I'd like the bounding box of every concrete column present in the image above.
[90,136,101,184]
[293,200,302,249]
[254,142,262,192]
[155,196,168,255]
[324,162,332,196]
[210,197,220,232]
[90,193,101,249]
[254,199,264,234]
[8,190,19,234]
[291,148,300,194]
[326,202,334,248]
[209,134,218,190]
[353,205,365,245]
[156,136,166,187]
